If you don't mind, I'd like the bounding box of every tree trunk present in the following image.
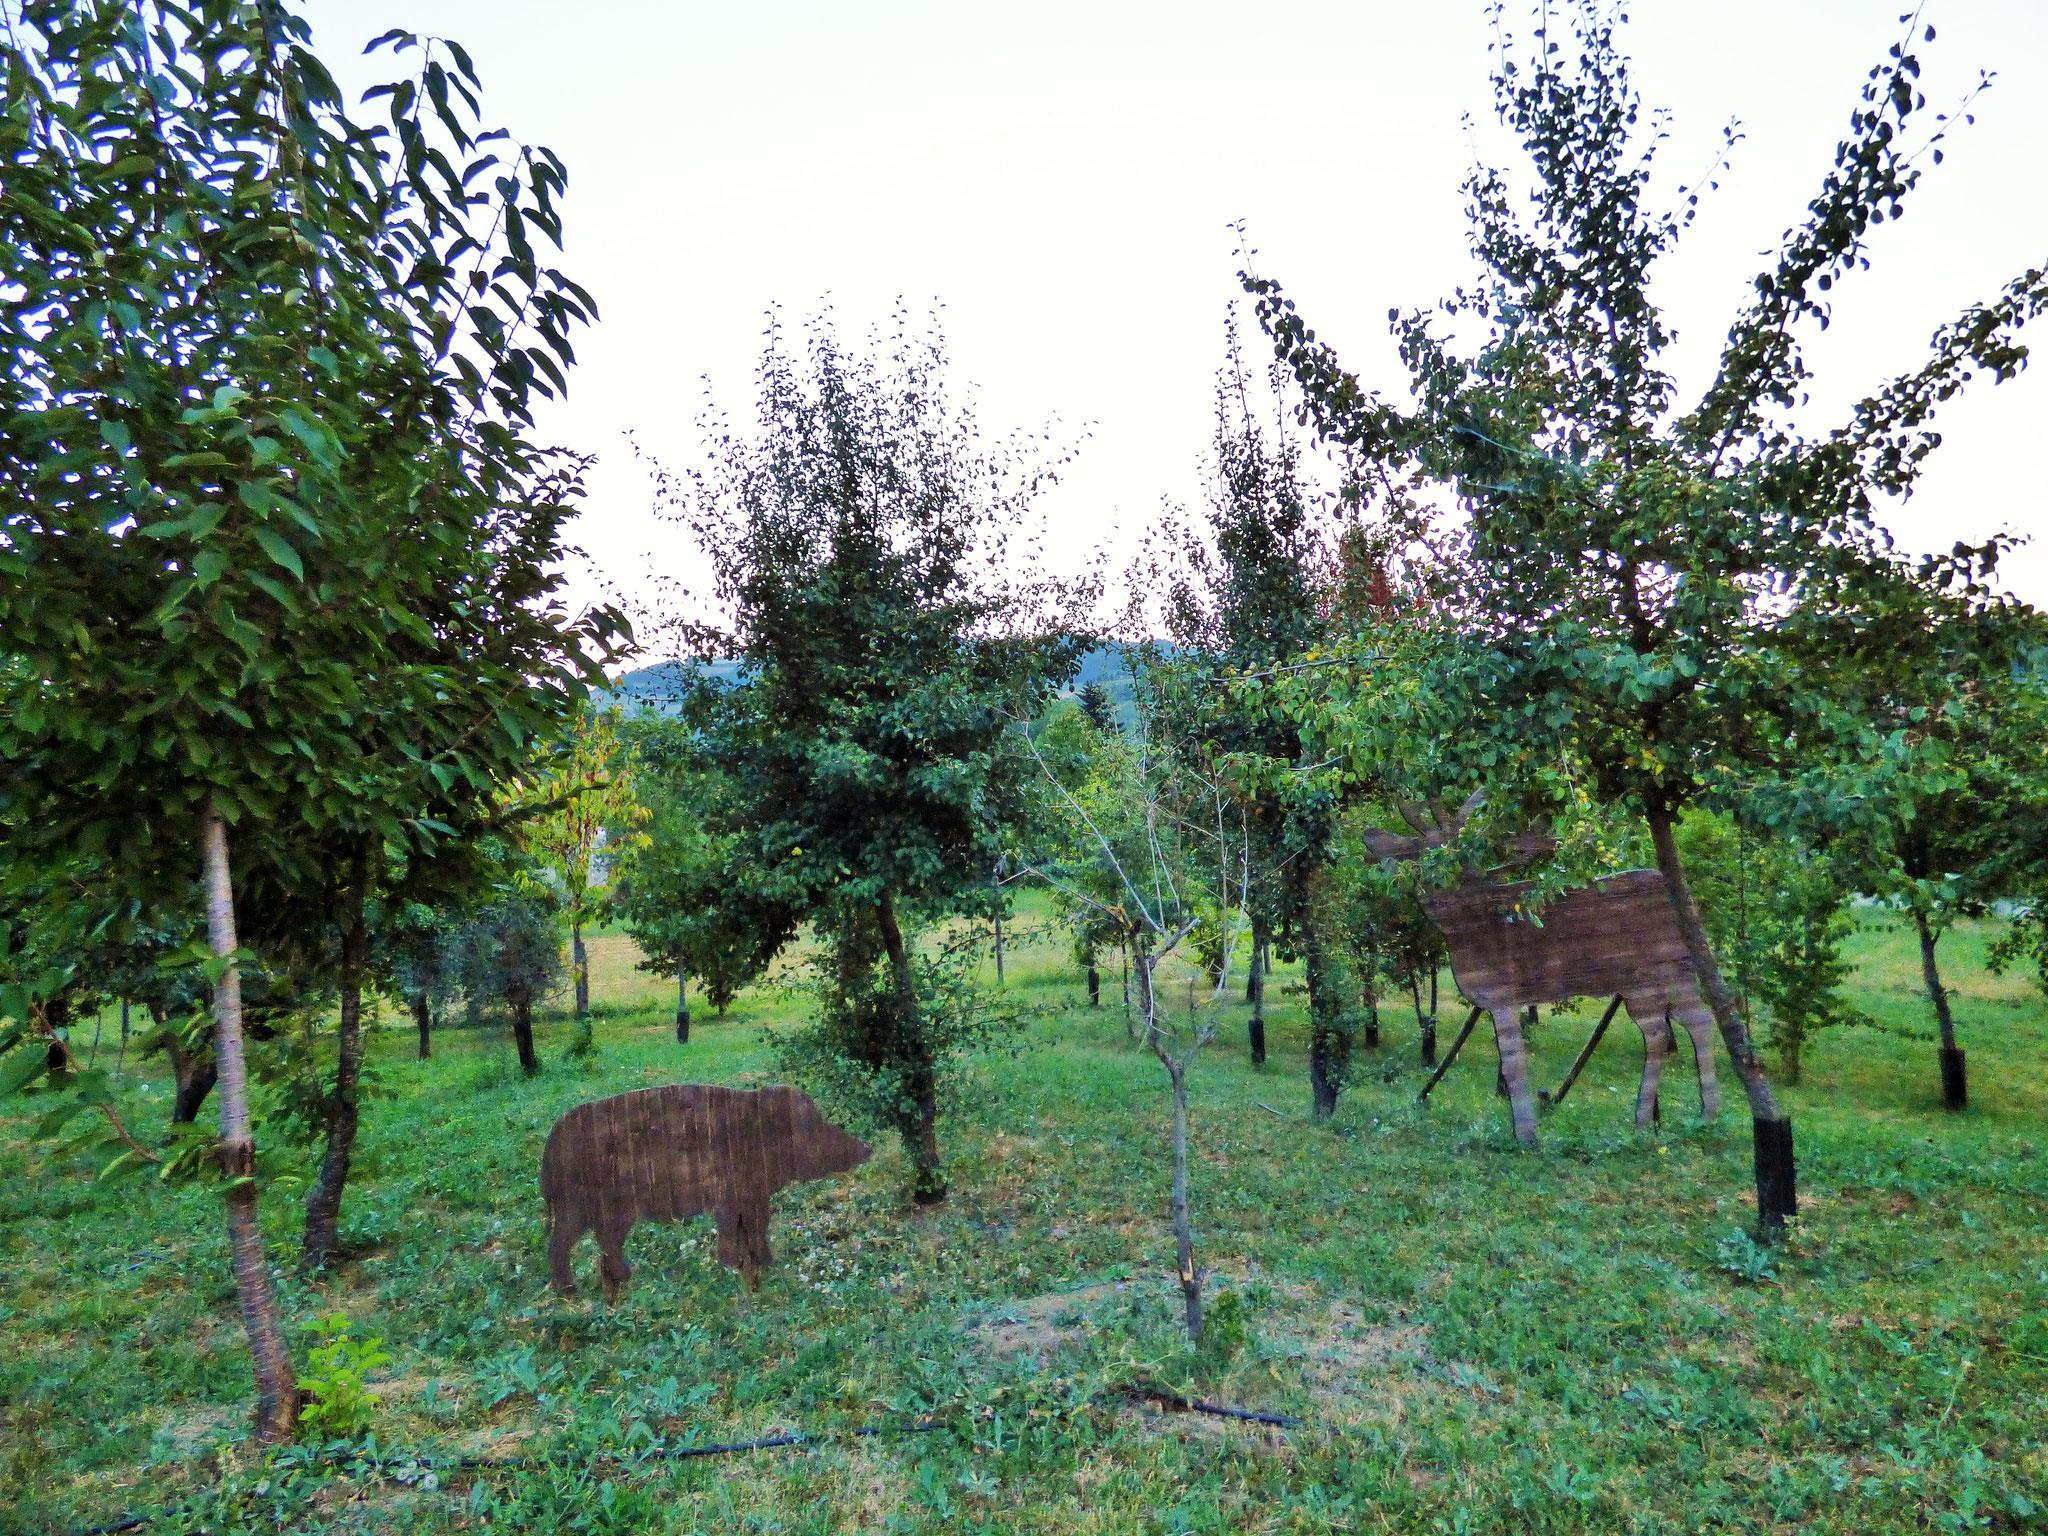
[878,890,946,1204]
[1302,910,1345,1121]
[1361,966,1380,1050]
[510,985,538,1076]
[1167,1058,1202,1346]
[304,846,369,1269]
[1913,908,1966,1110]
[572,919,589,1019]
[1646,806,1795,1231]
[414,992,432,1061]
[1131,932,1156,1040]
[1121,935,1135,1036]
[1247,922,1267,1068]
[166,1033,217,1125]
[200,806,298,1444]
[1779,1012,1803,1086]
[1087,960,1100,1008]
[993,911,1004,985]
[676,972,691,1044]
[118,997,130,1072]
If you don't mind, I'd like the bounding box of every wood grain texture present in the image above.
[541,1085,871,1296]
[1418,870,1720,1139]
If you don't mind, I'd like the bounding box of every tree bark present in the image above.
[510,985,538,1076]
[200,806,298,1444]
[1246,922,1267,1067]
[304,844,368,1269]
[1130,931,1155,1042]
[993,910,1004,985]
[1646,805,1795,1230]
[1913,908,1966,1110]
[166,1032,218,1124]
[676,971,691,1044]
[1302,910,1345,1120]
[1086,960,1100,1008]
[1167,1058,1202,1346]
[877,890,945,1204]
[414,992,432,1061]
[118,997,130,1072]
[572,919,589,1019]
[1121,933,1136,1037]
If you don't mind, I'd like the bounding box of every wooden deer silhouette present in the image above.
[1363,800,1720,1145]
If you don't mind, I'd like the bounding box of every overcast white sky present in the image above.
[304,0,2048,643]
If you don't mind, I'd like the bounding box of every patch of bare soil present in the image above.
[959,1268,1450,1432]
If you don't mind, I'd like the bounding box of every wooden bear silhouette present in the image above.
[541,1084,871,1296]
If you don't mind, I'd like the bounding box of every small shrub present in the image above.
[1712,1228,1779,1285]
[297,1314,392,1440]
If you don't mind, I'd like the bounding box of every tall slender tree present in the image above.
[0,2,618,1431]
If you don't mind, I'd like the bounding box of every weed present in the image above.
[296,1315,392,1440]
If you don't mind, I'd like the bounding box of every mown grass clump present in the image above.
[3,899,2045,1533]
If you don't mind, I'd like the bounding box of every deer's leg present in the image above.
[1673,995,1721,1120]
[1489,1008,1539,1146]
[1628,999,1673,1130]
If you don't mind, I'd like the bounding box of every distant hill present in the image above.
[601,645,1156,726]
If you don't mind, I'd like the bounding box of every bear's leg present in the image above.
[712,1207,747,1275]
[595,1217,635,1302]
[738,1199,773,1290]
[546,1210,585,1296]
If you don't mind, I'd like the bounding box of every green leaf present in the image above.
[252,527,304,581]
[0,1049,51,1097]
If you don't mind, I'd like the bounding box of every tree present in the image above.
[1151,319,1357,1104]
[507,705,652,1052]
[1676,811,1866,1086]
[1016,697,1251,1346]
[1827,653,2048,1108]
[0,3,617,1433]
[615,711,795,1040]
[1244,2,2045,1228]
[444,893,566,1075]
[661,316,1084,1202]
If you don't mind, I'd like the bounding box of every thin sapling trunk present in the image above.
[200,806,299,1444]
[1246,925,1267,1067]
[1646,806,1795,1231]
[1914,908,1966,1110]
[303,844,369,1268]
[878,890,946,1205]
[676,971,691,1044]
[511,984,538,1076]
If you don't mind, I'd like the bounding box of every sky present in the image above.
[303,0,2048,643]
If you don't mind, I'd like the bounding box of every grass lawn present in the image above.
[3,895,2046,1534]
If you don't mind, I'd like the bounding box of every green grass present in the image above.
[4,898,2046,1534]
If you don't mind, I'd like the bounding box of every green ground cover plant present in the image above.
[3,893,2044,1534]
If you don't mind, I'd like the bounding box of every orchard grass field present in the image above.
[4,896,2046,1535]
